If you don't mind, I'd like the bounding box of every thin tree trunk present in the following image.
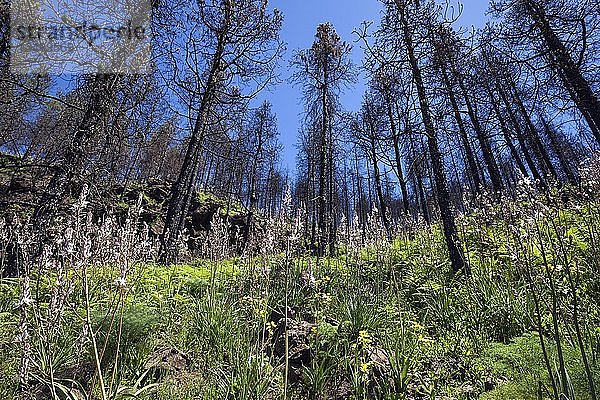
[245,112,266,245]
[541,117,577,184]
[509,82,558,181]
[384,95,410,213]
[317,60,329,256]
[409,138,430,223]
[366,110,391,237]
[327,97,336,254]
[496,78,546,186]
[440,66,483,191]
[486,83,529,178]
[455,71,504,193]
[34,74,118,228]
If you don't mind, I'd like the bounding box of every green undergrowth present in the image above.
[1,195,599,399]
[479,333,600,400]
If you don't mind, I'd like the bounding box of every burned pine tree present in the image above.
[159,0,283,263]
[242,100,281,241]
[380,0,467,274]
[351,95,391,238]
[292,22,354,256]
[493,0,600,144]
[433,26,505,195]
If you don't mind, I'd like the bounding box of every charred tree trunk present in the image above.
[33,74,118,227]
[160,24,229,264]
[509,81,559,181]
[486,83,529,179]
[245,112,266,246]
[524,0,600,143]
[316,61,329,256]
[327,99,336,255]
[440,66,483,192]
[365,110,391,237]
[496,78,546,186]
[454,72,504,194]
[541,117,577,184]
[396,0,466,274]
[384,96,410,214]
[409,135,431,224]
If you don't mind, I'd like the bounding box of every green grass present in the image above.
[2,192,600,399]
[479,333,600,400]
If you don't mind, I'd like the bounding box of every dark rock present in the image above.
[59,361,95,386]
[8,176,32,193]
[367,346,391,378]
[271,315,316,384]
[145,346,191,373]
[0,160,253,257]
[143,346,192,383]
[269,306,297,324]
[325,379,353,400]
[29,361,94,399]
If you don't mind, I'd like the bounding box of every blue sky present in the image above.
[258,0,491,172]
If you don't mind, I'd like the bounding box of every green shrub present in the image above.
[94,303,160,380]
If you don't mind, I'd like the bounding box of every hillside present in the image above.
[1,158,599,399]
[2,0,600,399]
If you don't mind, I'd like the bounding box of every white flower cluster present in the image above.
[580,152,600,197]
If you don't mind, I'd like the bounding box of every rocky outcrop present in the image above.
[0,155,252,255]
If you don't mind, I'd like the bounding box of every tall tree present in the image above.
[160,0,283,263]
[371,72,412,214]
[292,22,354,255]
[432,39,483,193]
[493,0,600,143]
[33,74,120,226]
[353,95,391,237]
[433,26,504,194]
[385,0,467,273]
[243,101,281,234]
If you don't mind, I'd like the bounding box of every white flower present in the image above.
[114,277,127,289]
[16,295,34,308]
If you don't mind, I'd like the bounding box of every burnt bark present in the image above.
[495,77,546,186]
[440,66,483,192]
[455,75,504,194]
[383,94,410,214]
[509,81,559,181]
[160,20,229,264]
[524,0,600,143]
[541,117,578,184]
[485,83,529,179]
[395,0,466,274]
[33,74,118,227]
[365,106,391,237]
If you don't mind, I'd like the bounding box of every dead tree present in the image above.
[160,0,283,263]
